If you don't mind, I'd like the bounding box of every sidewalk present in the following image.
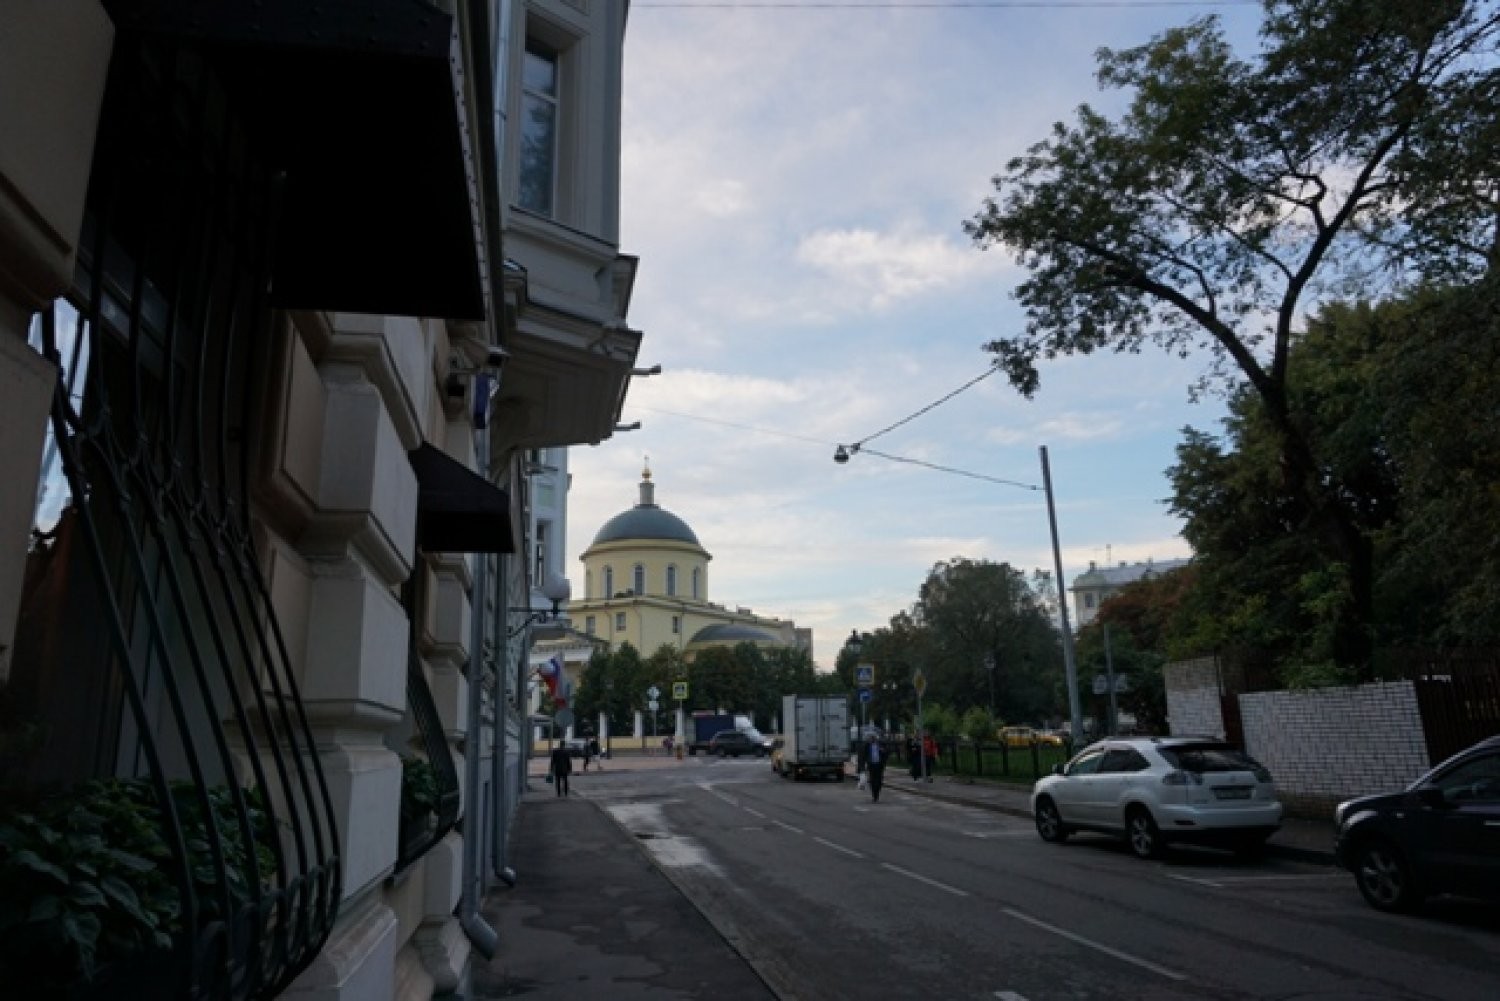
[470,762,773,999]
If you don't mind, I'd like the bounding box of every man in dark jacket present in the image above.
[549,743,573,797]
[857,733,887,803]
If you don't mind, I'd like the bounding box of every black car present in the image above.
[1334,735,1500,912]
[708,730,769,758]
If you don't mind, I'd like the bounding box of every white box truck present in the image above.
[778,694,850,782]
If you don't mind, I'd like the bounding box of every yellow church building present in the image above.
[529,466,809,732]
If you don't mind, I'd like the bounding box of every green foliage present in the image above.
[966,0,1499,669]
[918,703,960,738]
[400,757,440,826]
[958,707,996,741]
[0,779,277,989]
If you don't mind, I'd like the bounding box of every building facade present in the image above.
[532,468,810,726]
[1070,557,1192,628]
[0,2,639,999]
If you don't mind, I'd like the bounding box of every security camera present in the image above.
[834,445,850,464]
[486,346,510,369]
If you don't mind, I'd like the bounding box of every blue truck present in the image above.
[687,711,768,755]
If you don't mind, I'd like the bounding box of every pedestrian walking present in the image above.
[588,737,602,770]
[549,743,572,797]
[922,732,938,782]
[907,735,921,780]
[858,732,887,803]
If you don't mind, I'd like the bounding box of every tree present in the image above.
[1169,278,1500,669]
[910,558,1062,723]
[966,0,1500,670]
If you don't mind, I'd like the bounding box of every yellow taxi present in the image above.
[999,726,1037,748]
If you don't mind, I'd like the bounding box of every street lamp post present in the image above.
[984,652,996,720]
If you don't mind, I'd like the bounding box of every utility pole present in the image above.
[1041,446,1084,744]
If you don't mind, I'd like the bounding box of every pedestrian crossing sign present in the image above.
[672,681,688,700]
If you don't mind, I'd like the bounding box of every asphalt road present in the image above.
[583,757,1499,1001]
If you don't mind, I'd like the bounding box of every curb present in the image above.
[878,774,1338,865]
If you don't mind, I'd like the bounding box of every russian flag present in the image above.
[539,655,569,709]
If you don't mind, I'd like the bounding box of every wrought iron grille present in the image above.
[394,578,462,870]
[1,33,339,999]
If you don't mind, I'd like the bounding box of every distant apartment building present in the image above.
[1070,557,1192,628]
[0,3,640,998]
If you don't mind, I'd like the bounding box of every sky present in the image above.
[565,0,1268,668]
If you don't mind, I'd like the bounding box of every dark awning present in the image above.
[410,444,515,554]
[108,0,486,320]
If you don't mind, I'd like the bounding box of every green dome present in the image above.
[591,467,702,547]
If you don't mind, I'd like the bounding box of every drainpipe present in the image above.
[491,544,516,885]
[458,424,497,959]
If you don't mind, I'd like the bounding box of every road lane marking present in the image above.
[994,993,1030,1000]
[773,819,804,834]
[744,807,767,819]
[814,836,865,859]
[1167,874,1225,888]
[1001,907,1187,982]
[1167,872,1343,890]
[881,862,969,897]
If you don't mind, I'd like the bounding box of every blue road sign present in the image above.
[855,663,874,687]
[858,688,873,703]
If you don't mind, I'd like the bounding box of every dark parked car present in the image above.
[708,730,769,758]
[1334,735,1500,912]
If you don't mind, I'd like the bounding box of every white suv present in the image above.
[1031,737,1283,859]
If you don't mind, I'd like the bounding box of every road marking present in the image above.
[881,862,969,897]
[1001,908,1187,981]
[813,836,865,859]
[1167,874,1225,888]
[1167,872,1343,890]
[773,819,804,835]
[994,993,1030,1001]
[744,807,767,819]
[604,803,723,875]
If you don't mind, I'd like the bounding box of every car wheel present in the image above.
[1126,806,1163,859]
[1034,797,1069,844]
[1353,838,1421,912]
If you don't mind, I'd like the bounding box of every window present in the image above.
[585,615,595,635]
[1432,752,1500,803]
[672,615,680,634]
[534,521,548,585]
[692,568,701,599]
[633,564,645,595]
[1099,749,1150,773]
[1066,750,1106,777]
[603,566,613,598]
[518,40,559,215]
[666,565,677,597]
[615,612,626,631]
[1084,593,1096,609]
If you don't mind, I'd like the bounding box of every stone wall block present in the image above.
[301,564,409,725]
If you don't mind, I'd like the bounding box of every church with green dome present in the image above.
[567,465,809,657]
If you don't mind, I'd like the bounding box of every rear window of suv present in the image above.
[1158,744,1258,773]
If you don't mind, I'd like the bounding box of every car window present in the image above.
[1431,752,1500,803]
[1099,749,1151,773]
[1066,749,1106,776]
[1158,744,1258,773]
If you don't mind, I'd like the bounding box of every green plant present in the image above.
[0,778,277,989]
[401,757,440,826]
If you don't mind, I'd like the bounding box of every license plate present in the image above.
[1214,786,1251,800]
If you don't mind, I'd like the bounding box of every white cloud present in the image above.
[794,226,1006,312]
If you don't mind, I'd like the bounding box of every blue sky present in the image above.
[566,1,1267,667]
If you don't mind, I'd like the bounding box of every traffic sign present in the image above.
[555,708,575,728]
[858,689,872,704]
[647,700,660,711]
[912,669,926,697]
[672,681,688,700]
[855,663,874,687]
[647,685,660,699]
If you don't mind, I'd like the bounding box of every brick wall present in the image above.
[1164,657,1225,739]
[1239,681,1430,818]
